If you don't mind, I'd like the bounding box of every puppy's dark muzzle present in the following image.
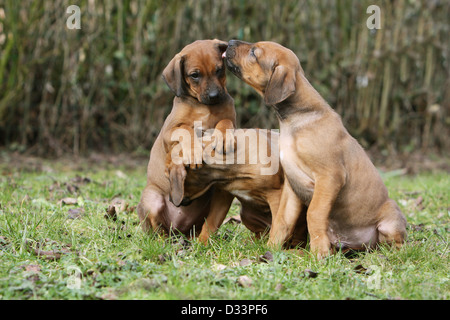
[169,195,192,207]
[180,197,192,206]
[225,39,249,77]
[201,87,226,105]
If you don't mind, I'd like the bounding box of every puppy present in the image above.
[224,40,407,257]
[137,39,236,237]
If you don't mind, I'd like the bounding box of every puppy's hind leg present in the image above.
[376,199,407,248]
[137,187,166,233]
[198,189,234,244]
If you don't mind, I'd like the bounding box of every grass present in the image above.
[0,156,448,300]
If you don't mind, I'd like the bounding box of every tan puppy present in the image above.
[224,40,407,257]
[166,124,308,246]
[137,40,236,237]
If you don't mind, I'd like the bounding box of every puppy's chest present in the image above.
[191,111,224,129]
[279,135,315,204]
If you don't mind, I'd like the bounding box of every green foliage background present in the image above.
[0,0,448,155]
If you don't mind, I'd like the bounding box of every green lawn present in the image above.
[0,156,448,300]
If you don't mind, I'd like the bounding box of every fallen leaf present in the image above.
[415,196,425,210]
[115,170,127,179]
[410,223,425,232]
[67,208,84,219]
[59,197,78,205]
[104,205,117,221]
[415,196,424,206]
[71,175,92,184]
[110,198,129,213]
[66,184,79,194]
[239,258,254,267]
[212,263,227,271]
[304,269,319,278]
[258,251,273,263]
[105,198,129,221]
[126,205,137,214]
[25,239,72,261]
[237,275,253,288]
[48,181,61,192]
[22,264,41,283]
[24,265,41,273]
[353,264,368,274]
[275,283,284,291]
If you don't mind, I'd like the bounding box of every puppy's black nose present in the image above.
[208,89,219,101]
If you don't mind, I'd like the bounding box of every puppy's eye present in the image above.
[250,47,256,58]
[190,72,200,80]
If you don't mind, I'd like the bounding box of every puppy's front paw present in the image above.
[224,129,235,154]
[211,128,235,154]
[310,236,332,259]
[211,129,224,154]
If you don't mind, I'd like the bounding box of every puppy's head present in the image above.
[162,39,229,105]
[224,40,300,105]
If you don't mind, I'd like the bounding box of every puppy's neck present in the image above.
[272,72,330,121]
[177,95,201,107]
[176,93,233,109]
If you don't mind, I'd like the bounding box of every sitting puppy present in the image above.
[166,123,308,247]
[224,40,407,257]
[137,40,236,237]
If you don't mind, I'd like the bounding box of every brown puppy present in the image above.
[224,40,407,257]
[137,39,236,237]
[166,124,308,246]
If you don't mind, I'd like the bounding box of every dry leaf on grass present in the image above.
[59,197,78,205]
[353,264,369,274]
[67,208,84,219]
[104,205,118,221]
[304,269,319,278]
[258,251,274,263]
[105,198,130,221]
[237,275,253,288]
[24,264,41,273]
[25,239,73,261]
[239,258,254,267]
[212,264,227,271]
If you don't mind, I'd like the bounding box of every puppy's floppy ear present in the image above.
[213,39,228,55]
[162,54,187,97]
[264,65,296,105]
[168,163,187,207]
